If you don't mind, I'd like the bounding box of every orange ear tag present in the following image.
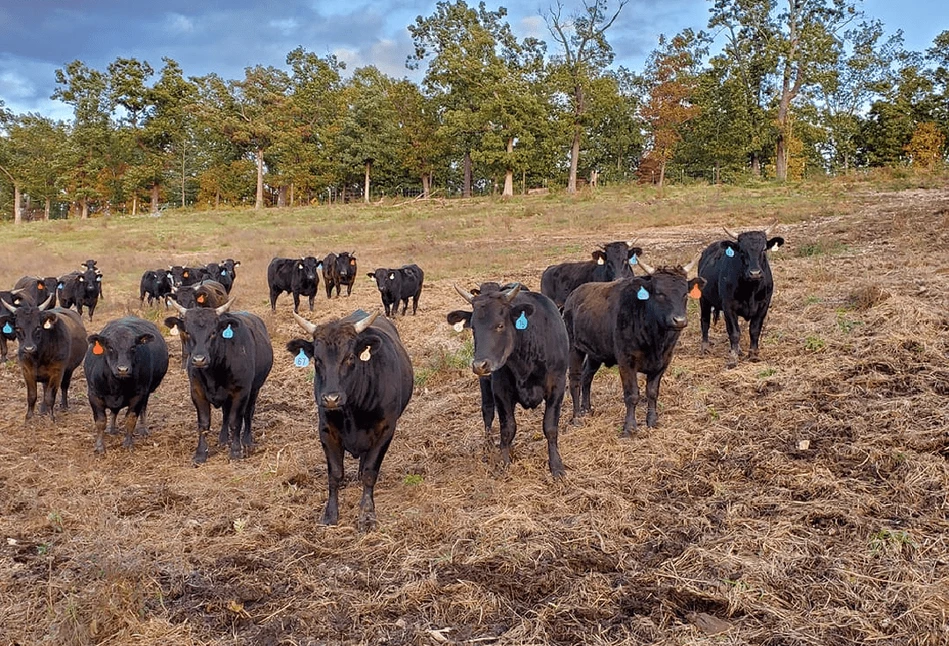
[197,295,205,304]
[38,284,45,290]
[183,271,189,278]
[689,284,702,299]
[92,341,104,355]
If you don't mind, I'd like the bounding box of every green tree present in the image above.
[390,79,444,197]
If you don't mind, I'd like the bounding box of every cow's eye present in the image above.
[495,323,504,332]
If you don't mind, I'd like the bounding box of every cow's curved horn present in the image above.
[723,226,739,240]
[215,298,234,316]
[501,283,522,303]
[293,311,318,335]
[2,299,16,314]
[353,311,379,334]
[454,284,474,304]
[172,299,188,316]
[39,295,54,310]
[10,288,26,297]
[638,260,656,275]
[764,220,778,235]
[682,253,702,275]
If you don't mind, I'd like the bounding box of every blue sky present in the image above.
[0,0,944,121]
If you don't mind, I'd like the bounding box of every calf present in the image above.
[698,225,785,366]
[323,251,357,298]
[85,317,169,454]
[268,257,322,312]
[140,269,174,306]
[541,241,644,309]
[367,264,424,317]
[562,258,704,436]
[447,283,568,477]
[3,296,87,420]
[57,266,102,319]
[287,309,413,530]
[165,299,273,463]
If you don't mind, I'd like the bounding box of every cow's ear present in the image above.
[218,315,240,331]
[592,250,606,265]
[286,338,314,359]
[767,237,785,251]
[137,333,154,345]
[367,272,375,280]
[41,312,57,329]
[233,261,241,268]
[688,277,706,299]
[628,247,644,260]
[720,240,738,255]
[447,310,472,332]
[511,304,535,321]
[358,337,383,362]
[164,316,182,333]
[87,334,106,347]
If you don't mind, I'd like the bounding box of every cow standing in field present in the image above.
[140,269,174,306]
[57,265,102,320]
[447,283,569,478]
[367,264,424,317]
[541,241,644,310]
[167,280,229,367]
[323,252,357,298]
[164,299,273,463]
[562,258,704,436]
[698,225,785,367]
[3,296,87,420]
[205,259,240,294]
[85,317,169,454]
[268,257,322,312]
[287,309,413,530]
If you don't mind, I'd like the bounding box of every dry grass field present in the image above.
[0,176,947,645]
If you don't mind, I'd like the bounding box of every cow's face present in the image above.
[337,253,356,280]
[164,304,237,370]
[9,301,57,355]
[221,259,240,276]
[447,285,533,377]
[369,269,400,296]
[722,232,785,281]
[78,268,101,294]
[593,242,643,281]
[635,269,706,331]
[287,312,381,410]
[88,328,153,379]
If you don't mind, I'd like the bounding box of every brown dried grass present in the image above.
[0,183,947,645]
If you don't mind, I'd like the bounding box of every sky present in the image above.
[0,0,944,122]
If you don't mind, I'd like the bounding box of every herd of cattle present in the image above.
[0,226,784,529]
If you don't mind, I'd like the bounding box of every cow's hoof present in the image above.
[122,436,135,450]
[192,452,208,465]
[646,414,658,428]
[94,441,106,455]
[550,465,566,480]
[357,513,377,532]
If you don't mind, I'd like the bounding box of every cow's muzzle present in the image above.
[321,393,342,409]
[671,316,687,329]
[747,269,763,280]
[472,360,493,377]
[191,354,208,368]
[115,365,131,378]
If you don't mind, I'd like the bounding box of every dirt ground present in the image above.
[0,185,947,645]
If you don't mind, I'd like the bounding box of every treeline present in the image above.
[1,0,948,222]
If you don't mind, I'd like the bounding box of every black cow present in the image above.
[268,257,322,312]
[541,241,644,309]
[13,276,55,309]
[323,251,357,298]
[447,283,569,478]
[287,309,413,530]
[698,225,785,367]
[3,296,87,420]
[140,269,174,306]
[169,265,209,287]
[0,289,31,362]
[167,280,229,367]
[80,260,103,296]
[562,258,704,436]
[164,299,273,463]
[57,266,102,320]
[205,259,240,293]
[367,264,424,317]
[85,317,169,454]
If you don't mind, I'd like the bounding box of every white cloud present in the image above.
[165,12,195,34]
[520,15,544,39]
[269,18,299,34]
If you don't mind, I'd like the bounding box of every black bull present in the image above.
[287,309,413,531]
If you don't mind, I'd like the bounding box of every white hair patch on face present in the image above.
[359,346,371,361]
[453,321,465,332]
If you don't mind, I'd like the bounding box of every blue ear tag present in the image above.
[515,312,528,330]
[221,269,227,276]
[2,323,11,334]
[294,349,310,368]
[222,324,234,339]
[725,247,735,257]
[637,286,650,301]
[58,283,64,290]
[629,254,638,266]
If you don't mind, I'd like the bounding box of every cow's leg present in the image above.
[59,368,74,410]
[107,410,118,435]
[401,298,409,316]
[228,397,248,460]
[543,382,566,478]
[645,369,665,428]
[136,404,149,435]
[240,388,261,455]
[90,397,109,454]
[292,292,301,313]
[411,292,420,315]
[192,385,213,464]
[87,301,96,320]
[346,282,352,296]
[580,357,601,415]
[723,309,742,367]
[748,309,768,361]
[23,368,38,420]
[122,409,140,450]
[0,335,7,362]
[218,399,232,446]
[479,376,496,444]
[492,372,517,467]
[325,282,333,299]
[269,289,279,311]
[568,347,586,423]
[320,428,344,525]
[618,361,641,438]
[356,422,395,531]
[700,298,712,355]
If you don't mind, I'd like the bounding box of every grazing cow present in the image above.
[447,283,569,477]
[698,225,785,366]
[268,256,322,312]
[85,317,169,454]
[169,265,209,287]
[367,264,424,317]
[140,269,174,306]
[323,251,357,298]
[541,241,644,309]
[13,276,55,309]
[164,299,273,463]
[57,266,102,320]
[3,296,87,420]
[0,289,30,362]
[206,259,240,293]
[287,309,413,530]
[562,258,704,436]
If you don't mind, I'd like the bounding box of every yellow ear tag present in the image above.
[596,257,604,265]
[169,325,179,336]
[359,347,371,361]
[453,321,465,332]
[43,319,54,329]
[689,284,702,299]
[92,341,104,355]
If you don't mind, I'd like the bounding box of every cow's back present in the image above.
[697,241,728,307]
[562,280,621,364]
[541,261,596,308]
[55,308,88,371]
[237,312,274,389]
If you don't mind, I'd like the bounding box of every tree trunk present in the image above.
[522,169,526,195]
[751,152,761,177]
[503,138,514,197]
[364,162,371,204]
[13,183,22,224]
[463,151,472,198]
[215,191,220,209]
[255,148,264,209]
[289,183,295,207]
[132,195,138,216]
[80,197,89,220]
[658,161,666,198]
[181,146,186,208]
[775,134,788,181]
[277,186,288,208]
[567,126,581,194]
[45,197,51,221]
[421,173,430,199]
[151,184,160,213]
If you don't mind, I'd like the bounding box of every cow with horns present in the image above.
[562,257,705,436]
[287,309,413,530]
[447,283,569,478]
[698,223,785,367]
[541,240,644,310]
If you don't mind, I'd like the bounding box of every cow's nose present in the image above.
[321,393,341,408]
[116,365,131,376]
[472,360,491,376]
[748,269,763,279]
[672,316,687,329]
[22,345,36,354]
[191,354,208,368]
